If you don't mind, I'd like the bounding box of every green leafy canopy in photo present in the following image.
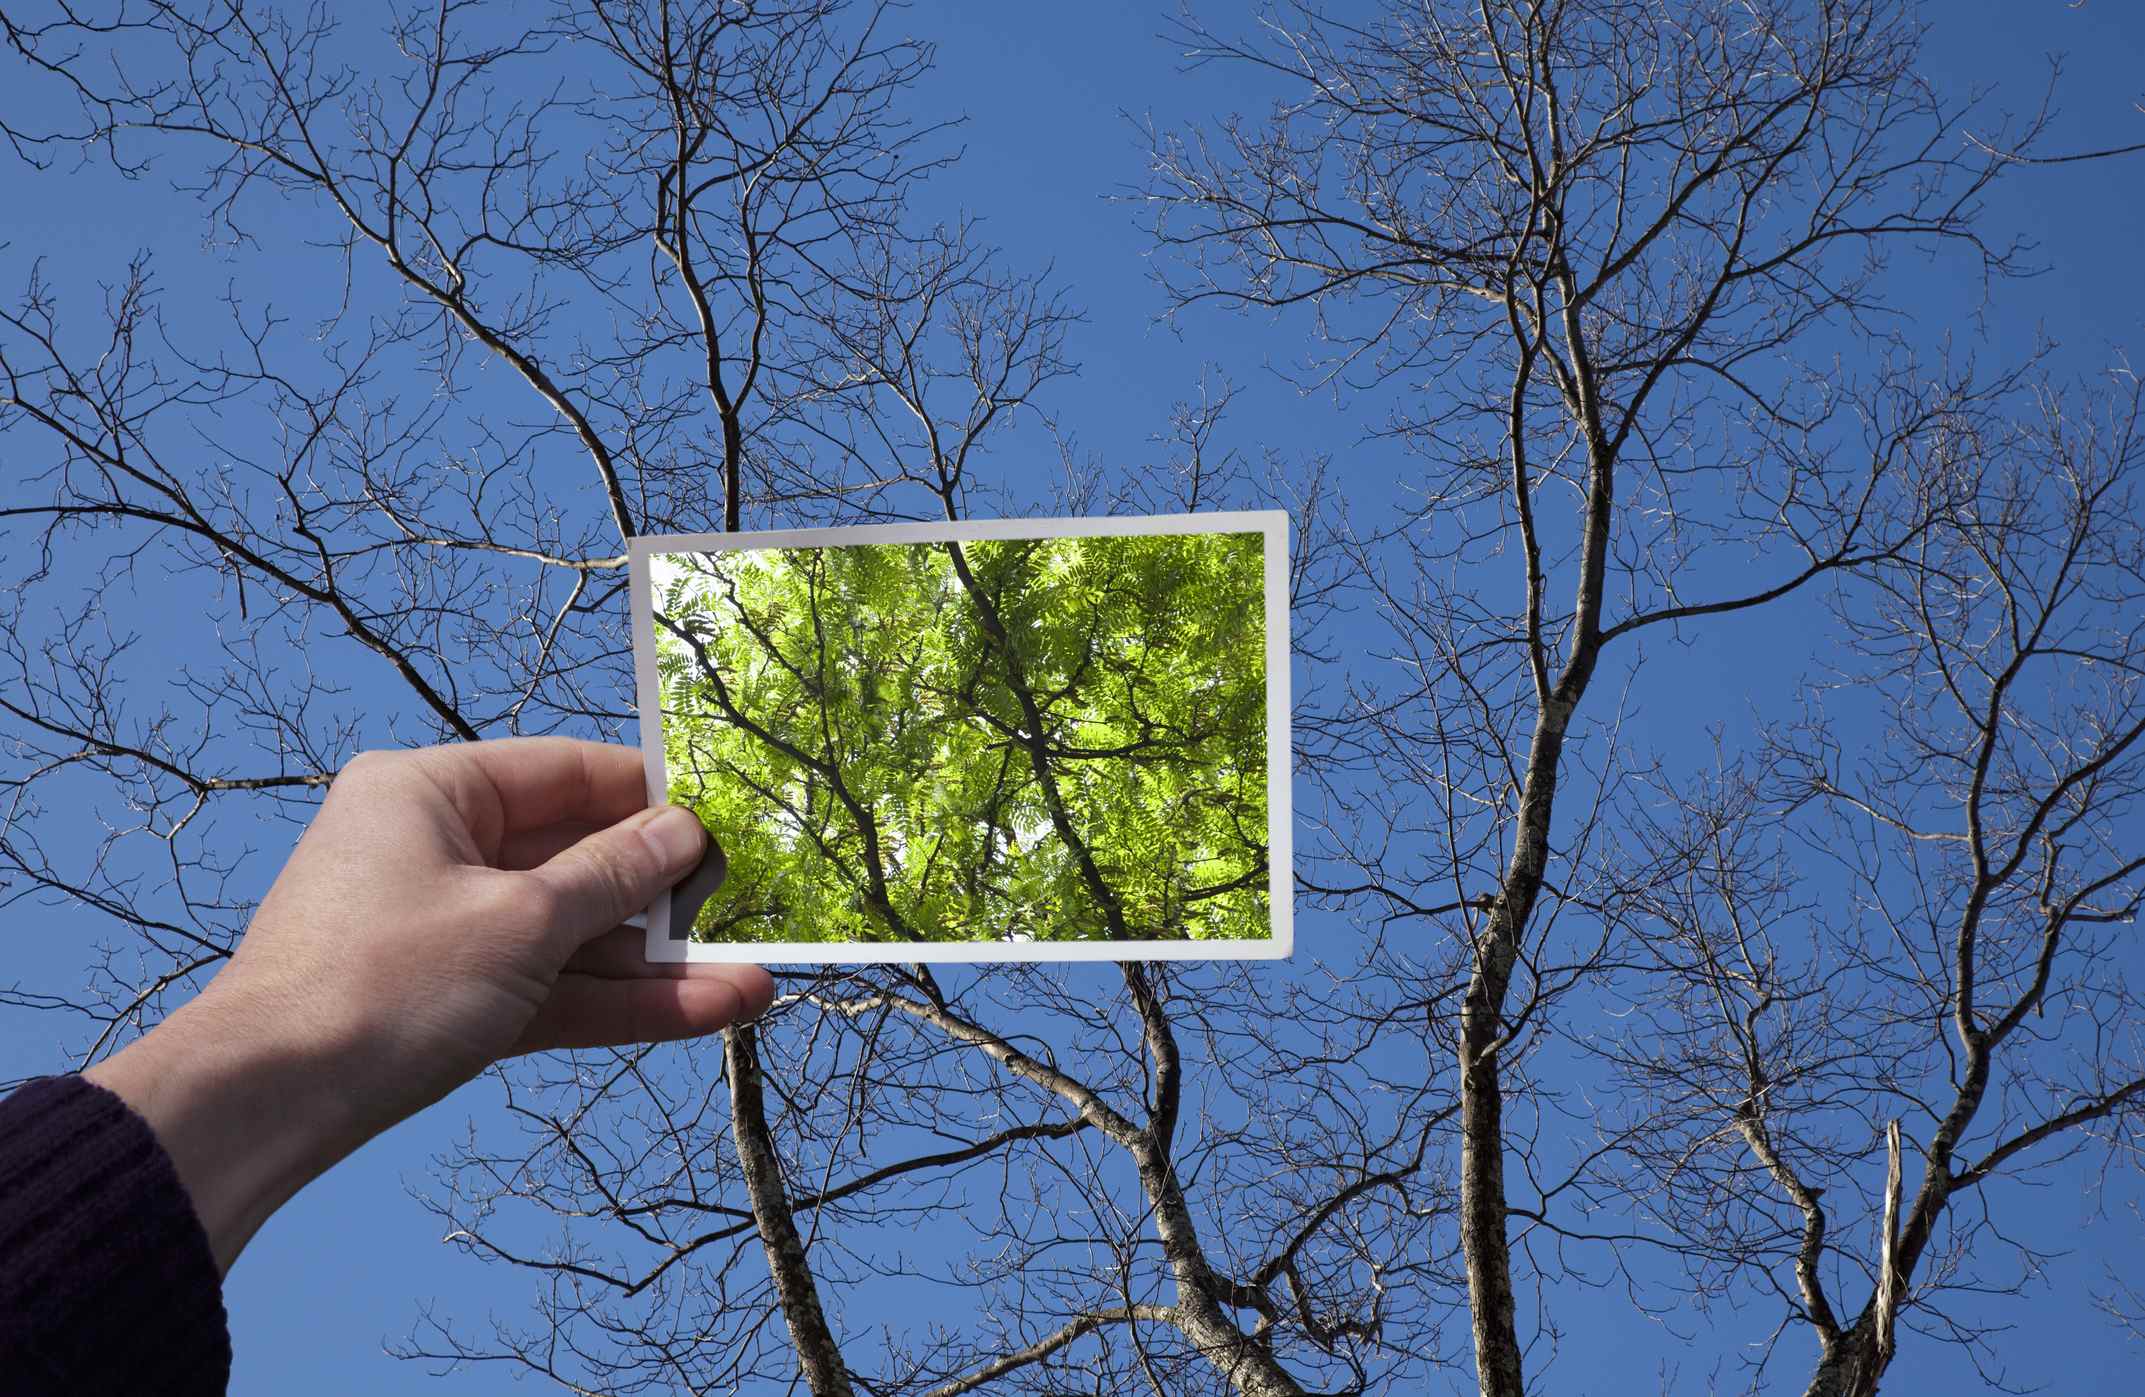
[651,531,1269,945]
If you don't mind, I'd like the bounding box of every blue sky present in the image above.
[4,2,2144,1393]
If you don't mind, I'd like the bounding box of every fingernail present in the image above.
[644,806,706,872]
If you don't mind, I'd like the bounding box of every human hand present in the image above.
[85,737,774,1272]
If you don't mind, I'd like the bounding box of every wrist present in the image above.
[83,978,374,1274]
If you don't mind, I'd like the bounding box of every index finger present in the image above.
[421,736,652,837]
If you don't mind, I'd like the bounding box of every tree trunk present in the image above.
[1458,1004,1527,1397]
[1456,690,1585,1397]
[1137,1142,1308,1397]
[728,1023,856,1397]
[1803,1320,1885,1397]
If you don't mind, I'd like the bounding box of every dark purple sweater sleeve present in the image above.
[0,1074,231,1396]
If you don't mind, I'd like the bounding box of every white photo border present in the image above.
[629,509,1293,964]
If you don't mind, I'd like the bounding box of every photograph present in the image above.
[630,512,1291,961]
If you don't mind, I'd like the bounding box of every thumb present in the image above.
[528,804,707,952]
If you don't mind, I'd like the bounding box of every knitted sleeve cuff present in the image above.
[0,1072,232,1396]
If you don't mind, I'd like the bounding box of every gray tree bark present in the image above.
[728,1023,856,1397]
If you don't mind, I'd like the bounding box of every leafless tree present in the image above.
[2,2,1448,1394]
[1131,1,2142,1393]
[1594,370,2145,1395]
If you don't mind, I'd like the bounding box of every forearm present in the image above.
[84,980,369,1275]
